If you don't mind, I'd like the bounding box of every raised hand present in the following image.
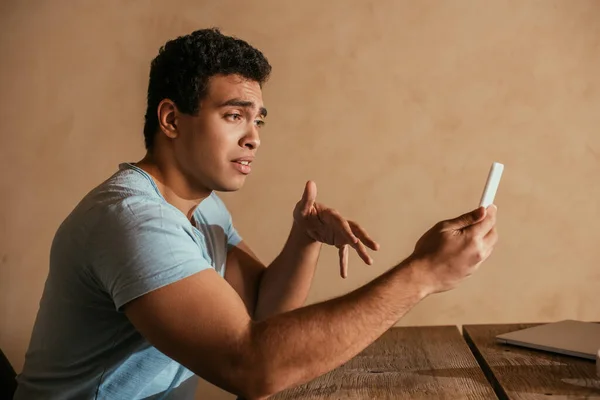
[293,181,380,278]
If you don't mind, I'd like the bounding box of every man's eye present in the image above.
[226,114,242,121]
[255,119,266,127]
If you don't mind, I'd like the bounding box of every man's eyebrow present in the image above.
[219,99,267,117]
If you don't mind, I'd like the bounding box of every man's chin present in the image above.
[212,177,246,192]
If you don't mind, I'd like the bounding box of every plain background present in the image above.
[2,1,600,398]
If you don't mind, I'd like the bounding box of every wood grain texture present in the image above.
[463,324,600,399]
[270,326,497,399]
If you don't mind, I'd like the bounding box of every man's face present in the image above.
[174,74,266,193]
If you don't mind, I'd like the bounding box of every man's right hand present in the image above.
[408,205,498,295]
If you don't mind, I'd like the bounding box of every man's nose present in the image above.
[240,127,260,150]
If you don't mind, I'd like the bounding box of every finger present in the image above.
[484,225,498,247]
[352,240,373,265]
[339,245,349,278]
[482,243,495,262]
[470,204,497,237]
[330,214,372,265]
[300,181,317,214]
[330,212,359,246]
[348,220,380,251]
[444,206,486,230]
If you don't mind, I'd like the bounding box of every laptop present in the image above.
[495,319,600,360]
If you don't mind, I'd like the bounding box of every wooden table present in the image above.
[271,326,497,399]
[463,324,600,399]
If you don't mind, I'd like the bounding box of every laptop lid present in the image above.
[495,320,600,360]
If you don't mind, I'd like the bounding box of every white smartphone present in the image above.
[479,162,504,208]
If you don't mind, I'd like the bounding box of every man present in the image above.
[15,28,498,399]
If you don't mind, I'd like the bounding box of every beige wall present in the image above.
[2,1,600,398]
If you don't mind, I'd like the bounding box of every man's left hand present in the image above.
[293,181,380,278]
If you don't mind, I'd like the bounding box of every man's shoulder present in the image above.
[57,164,183,241]
[86,163,161,206]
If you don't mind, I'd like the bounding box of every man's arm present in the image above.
[225,222,321,320]
[126,255,426,399]
[125,206,497,399]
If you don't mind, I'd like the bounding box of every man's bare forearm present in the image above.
[244,256,429,398]
[254,222,322,320]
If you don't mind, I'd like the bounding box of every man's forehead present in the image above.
[206,74,263,104]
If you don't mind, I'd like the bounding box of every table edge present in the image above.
[463,326,509,400]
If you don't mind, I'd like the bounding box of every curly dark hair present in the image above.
[143,28,272,150]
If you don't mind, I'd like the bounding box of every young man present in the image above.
[15,28,498,399]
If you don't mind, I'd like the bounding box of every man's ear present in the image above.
[157,99,179,139]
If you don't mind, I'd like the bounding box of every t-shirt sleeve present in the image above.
[211,193,242,250]
[225,213,242,250]
[89,200,211,310]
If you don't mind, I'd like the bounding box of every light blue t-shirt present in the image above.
[15,163,242,399]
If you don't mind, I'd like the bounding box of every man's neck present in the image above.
[135,152,211,222]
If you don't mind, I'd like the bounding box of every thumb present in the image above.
[300,180,317,214]
[445,206,486,230]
